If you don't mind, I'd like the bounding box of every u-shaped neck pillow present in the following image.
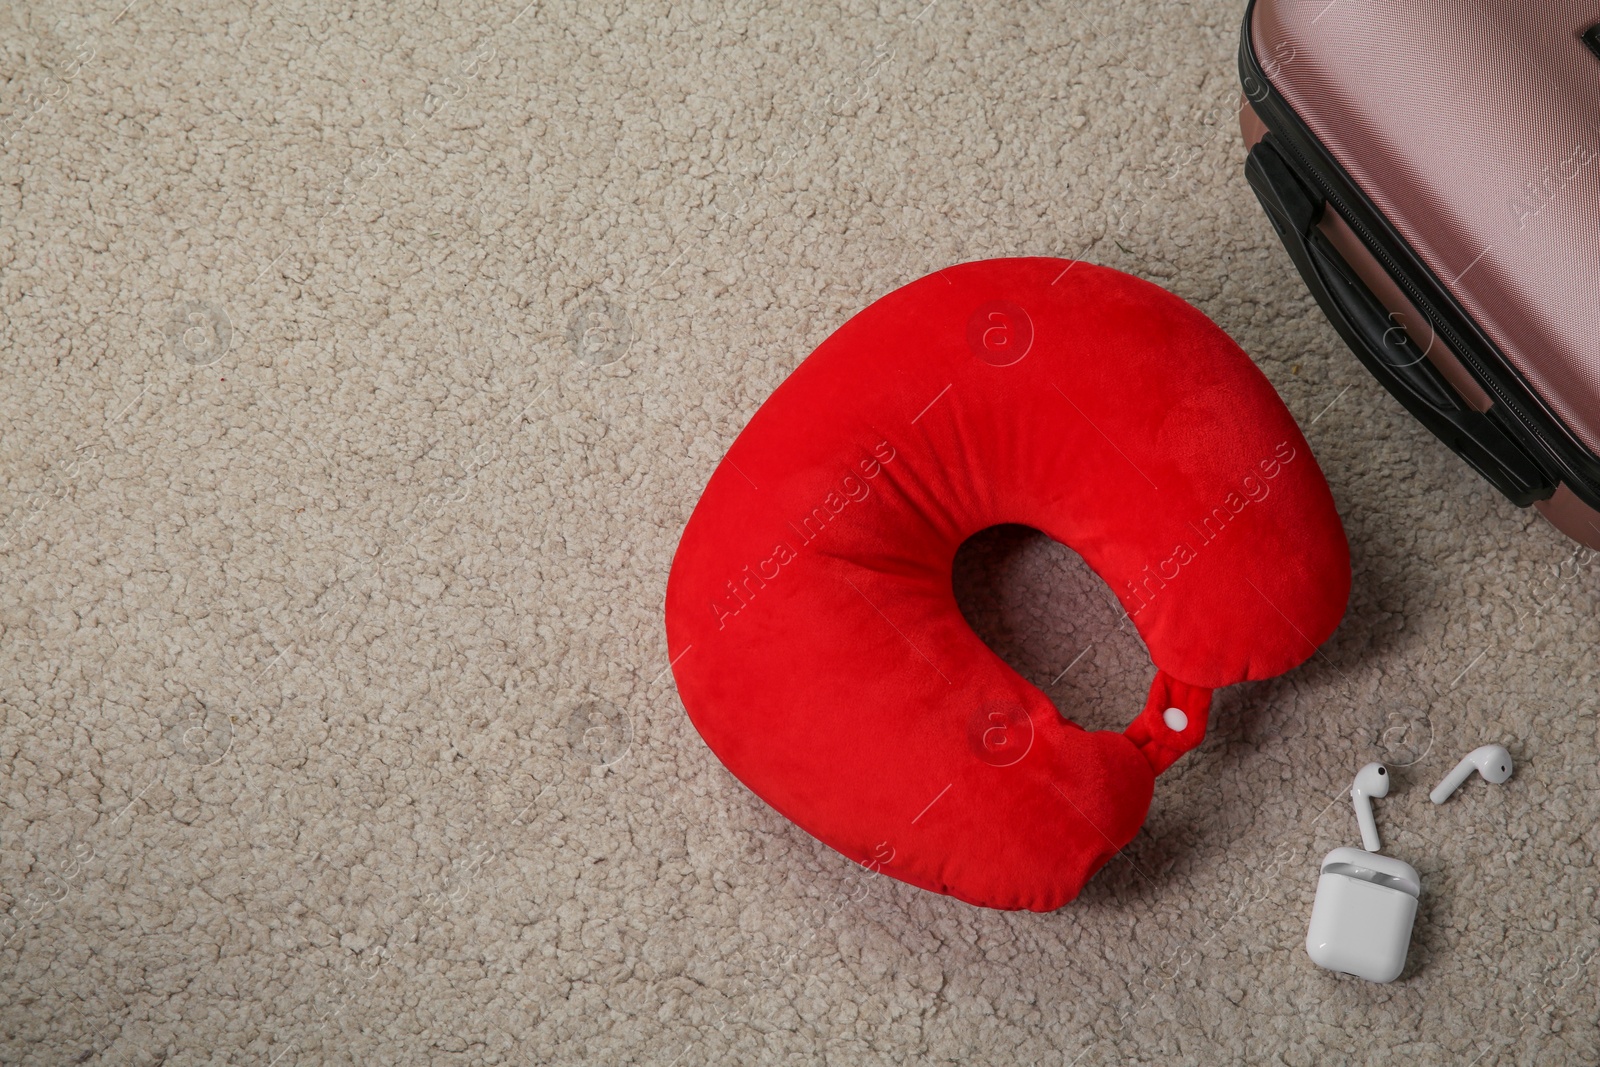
[665,258,1349,911]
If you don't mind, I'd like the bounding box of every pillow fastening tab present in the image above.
[1125,670,1213,776]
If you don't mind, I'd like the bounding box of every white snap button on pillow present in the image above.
[1163,706,1189,732]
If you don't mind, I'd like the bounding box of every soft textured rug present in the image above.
[2,0,1596,1062]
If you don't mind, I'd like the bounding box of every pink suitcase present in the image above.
[1238,0,1600,549]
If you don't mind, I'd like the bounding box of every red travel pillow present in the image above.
[665,258,1350,912]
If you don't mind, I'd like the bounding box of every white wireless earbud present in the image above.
[1429,744,1514,804]
[1351,762,1390,852]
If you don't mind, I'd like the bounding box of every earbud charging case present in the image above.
[1306,847,1421,983]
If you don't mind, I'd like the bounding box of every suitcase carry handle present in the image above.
[1244,137,1554,507]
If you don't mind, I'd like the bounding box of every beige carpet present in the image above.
[3,0,1597,1062]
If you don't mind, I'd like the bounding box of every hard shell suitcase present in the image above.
[1237,0,1600,549]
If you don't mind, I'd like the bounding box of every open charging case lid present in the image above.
[1320,846,1421,897]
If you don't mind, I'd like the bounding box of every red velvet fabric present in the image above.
[664,258,1349,911]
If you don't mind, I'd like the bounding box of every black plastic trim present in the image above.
[1239,0,1600,509]
[1245,139,1553,507]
